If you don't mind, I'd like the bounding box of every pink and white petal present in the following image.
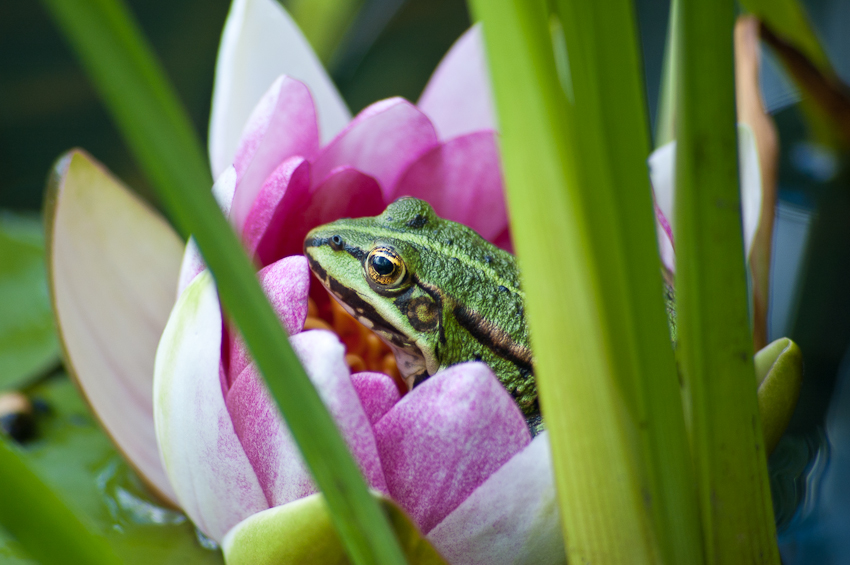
[226,330,388,507]
[311,98,438,199]
[208,0,350,177]
[231,77,320,233]
[350,372,402,426]
[375,362,531,534]
[649,141,677,272]
[228,255,311,380]
[648,140,676,236]
[47,150,182,506]
[255,166,386,264]
[225,362,312,509]
[648,125,764,272]
[427,433,565,565]
[154,272,268,542]
[392,131,508,242]
[656,219,676,273]
[177,166,237,295]
[241,157,311,261]
[417,24,496,141]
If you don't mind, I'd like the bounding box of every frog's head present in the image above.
[304,198,442,382]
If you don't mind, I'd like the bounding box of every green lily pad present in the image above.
[0,374,222,564]
[0,212,60,390]
[0,527,37,564]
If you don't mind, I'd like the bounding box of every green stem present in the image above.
[39,0,407,562]
[469,0,699,561]
[655,0,680,147]
[674,0,779,561]
[551,0,703,561]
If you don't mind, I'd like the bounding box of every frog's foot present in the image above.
[526,414,545,437]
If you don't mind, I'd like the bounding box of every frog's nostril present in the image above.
[329,235,344,251]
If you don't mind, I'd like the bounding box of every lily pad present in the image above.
[0,374,222,564]
[0,527,37,564]
[0,212,60,390]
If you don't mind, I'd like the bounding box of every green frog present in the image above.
[303,197,541,432]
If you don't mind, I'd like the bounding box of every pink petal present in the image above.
[228,256,311,381]
[392,131,508,242]
[375,362,531,534]
[209,0,350,177]
[350,372,402,426]
[418,25,497,141]
[254,166,386,265]
[177,167,238,295]
[491,226,514,254]
[231,76,320,233]
[154,272,268,542]
[428,433,565,565]
[47,150,182,506]
[648,141,676,272]
[241,157,311,261]
[311,98,438,199]
[655,201,676,273]
[226,330,388,507]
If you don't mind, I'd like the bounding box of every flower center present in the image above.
[304,291,405,394]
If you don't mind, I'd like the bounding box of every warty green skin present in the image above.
[303,197,539,424]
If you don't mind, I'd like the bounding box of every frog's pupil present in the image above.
[372,255,394,276]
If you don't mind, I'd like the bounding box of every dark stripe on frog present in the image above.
[412,370,430,387]
[409,276,448,346]
[304,235,366,262]
[305,256,411,349]
[453,303,534,373]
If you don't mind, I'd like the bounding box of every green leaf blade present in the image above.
[675,0,780,561]
[469,0,700,562]
[550,0,703,561]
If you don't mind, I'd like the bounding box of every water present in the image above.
[777,347,850,564]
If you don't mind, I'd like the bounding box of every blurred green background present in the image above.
[0,0,676,211]
[0,0,472,210]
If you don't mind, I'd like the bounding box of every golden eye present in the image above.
[366,247,406,287]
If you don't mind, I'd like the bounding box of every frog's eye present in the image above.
[366,247,406,287]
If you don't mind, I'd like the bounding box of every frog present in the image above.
[303,197,541,433]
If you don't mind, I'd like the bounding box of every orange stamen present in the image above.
[303,293,405,394]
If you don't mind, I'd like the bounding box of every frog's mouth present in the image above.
[306,253,420,348]
[325,285,429,388]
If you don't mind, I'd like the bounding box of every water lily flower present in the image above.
[47,2,797,563]
[49,0,562,562]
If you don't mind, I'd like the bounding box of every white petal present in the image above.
[738,123,763,258]
[47,150,182,506]
[209,0,351,176]
[647,123,764,269]
[427,432,565,565]
[154,272,267,542]
[648,140,676,232]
